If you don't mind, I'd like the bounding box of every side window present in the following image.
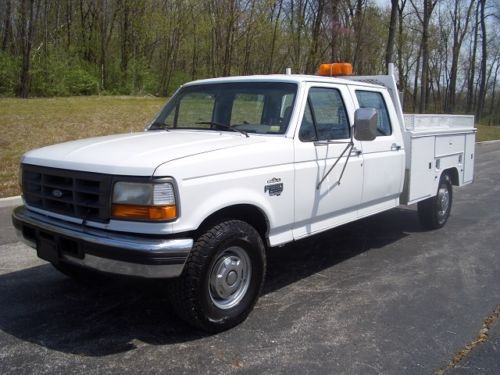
[355,90,392,136]
[299,87,350,142]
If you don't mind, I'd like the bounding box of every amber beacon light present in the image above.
[318,63,353,76]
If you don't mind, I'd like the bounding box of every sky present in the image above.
[373,0,392,9]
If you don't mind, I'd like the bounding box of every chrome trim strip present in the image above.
[61,253,185,278]
[13,206,192,253]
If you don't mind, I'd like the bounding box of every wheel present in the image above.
[52,261,107,284]
[168,220,266,332]
[418,173,453,229]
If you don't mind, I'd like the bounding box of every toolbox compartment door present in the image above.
[463,133,475,184]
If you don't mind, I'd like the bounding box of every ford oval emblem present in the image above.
[52,189,63,198]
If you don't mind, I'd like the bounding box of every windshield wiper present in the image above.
[196,121,249,138]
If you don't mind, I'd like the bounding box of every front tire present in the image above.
[418,173,453,229]
[168,220,266,332]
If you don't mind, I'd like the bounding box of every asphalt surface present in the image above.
[0,142,499,374]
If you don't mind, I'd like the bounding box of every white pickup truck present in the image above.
[13,65,476,332]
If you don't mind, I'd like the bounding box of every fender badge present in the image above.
[267,177,281,184]
[264,183,283,196]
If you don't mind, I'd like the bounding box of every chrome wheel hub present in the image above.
[437,186,450,219]
[209,246,251,310]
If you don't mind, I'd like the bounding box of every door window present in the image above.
[299,88,350,141]
[355,90,392,136]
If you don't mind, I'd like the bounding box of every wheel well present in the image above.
[198,204,269,240]
[444,168,459,186]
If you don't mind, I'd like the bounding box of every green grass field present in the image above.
[0,96,165,198]
[1,96,499,198]
[476,124,500,142]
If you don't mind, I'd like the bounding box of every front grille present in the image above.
[22,164,112,222]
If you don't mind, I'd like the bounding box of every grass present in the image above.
[476,124,500,142]
[0,96,165,198]
[0,96,499,198]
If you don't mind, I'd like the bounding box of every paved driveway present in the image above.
[0,143,499,374]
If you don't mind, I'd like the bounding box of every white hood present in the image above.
[22,130,265,176]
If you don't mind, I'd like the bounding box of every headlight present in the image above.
[111,181,177,221]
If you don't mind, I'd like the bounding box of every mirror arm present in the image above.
[335,126,356,186]
[316,141,354,190]
[336,143,353,186]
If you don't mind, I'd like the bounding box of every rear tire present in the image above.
[168,220,266,333]
[418,173,453,229]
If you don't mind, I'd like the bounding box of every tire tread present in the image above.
[168,220,265,332]
[418,173,452,230]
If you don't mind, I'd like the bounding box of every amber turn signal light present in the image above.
[111,204,177,221]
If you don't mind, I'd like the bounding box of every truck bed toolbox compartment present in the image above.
[402,114,476,205]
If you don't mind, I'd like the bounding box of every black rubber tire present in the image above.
[168,220,266,333]
[418,173,453,230]
[52,261,107,284]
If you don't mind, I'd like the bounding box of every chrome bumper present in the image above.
[12,206,193,278]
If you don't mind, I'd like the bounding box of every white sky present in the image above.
[373,0,392,8]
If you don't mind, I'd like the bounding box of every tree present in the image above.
[267,0,284,73]
[446,0,475,112]
[476,0,487,120]
[0,0,496,124]
[466,1,480,113]
[17,0,39,98]
[305,0,325,73]
[1,0,13,51]
[385,0,399,71]
[410,0,438,113]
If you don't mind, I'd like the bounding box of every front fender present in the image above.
[171,179,294,246]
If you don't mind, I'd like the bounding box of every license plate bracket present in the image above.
[37,235,60,265]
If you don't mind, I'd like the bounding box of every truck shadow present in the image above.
[0,207,422,356]
[264,207,421,295]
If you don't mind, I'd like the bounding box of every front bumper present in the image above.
[12,206,193,278]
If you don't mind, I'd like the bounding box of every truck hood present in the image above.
[22,130,265,176]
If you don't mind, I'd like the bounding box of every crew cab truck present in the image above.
[12,64,476,332]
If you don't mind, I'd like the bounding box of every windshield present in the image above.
[149,82,297,135]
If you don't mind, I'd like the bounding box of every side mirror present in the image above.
[354,108,378,141]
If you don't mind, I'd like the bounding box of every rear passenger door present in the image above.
[350,88,405,216]
[293,84,363,239]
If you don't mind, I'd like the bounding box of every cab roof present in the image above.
[183,74,385,89]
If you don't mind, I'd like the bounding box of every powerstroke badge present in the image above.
[264,178,283,196]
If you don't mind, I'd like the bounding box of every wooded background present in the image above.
[0,0,498,122]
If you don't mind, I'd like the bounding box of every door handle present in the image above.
[351,147,362,156]
[391,143,401,151]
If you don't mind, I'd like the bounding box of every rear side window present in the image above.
[299,87,350,141]
[355,90,392,136]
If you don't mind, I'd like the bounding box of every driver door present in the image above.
[293,84,363,239]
